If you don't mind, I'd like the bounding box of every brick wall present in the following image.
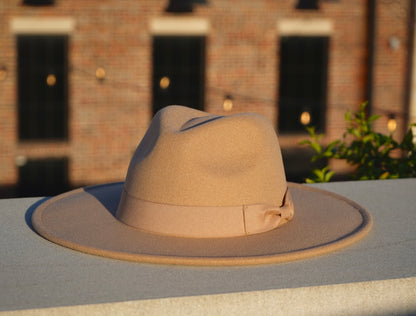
[372,0,412,138]
[0,0,413,195]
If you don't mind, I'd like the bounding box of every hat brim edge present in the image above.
[31,182,373,266]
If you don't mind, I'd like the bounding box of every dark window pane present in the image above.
[152,36,205,114]
[278,36,328,133]
[18,157,69,197]
[166,0,193,12]
[18,35,68,140]
[23,0,54,5]
[296,0,319,10]
[165,0,207,12]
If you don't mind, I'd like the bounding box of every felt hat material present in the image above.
[116,106,293,238]
[32,106,372,266]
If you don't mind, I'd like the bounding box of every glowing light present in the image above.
[223,95,233,112]
[387,115,397,132]
[46,74,56,86]
[15,155,27,167]
[159,76,170,89]
[300,111,311,125]
[96,67,106,80]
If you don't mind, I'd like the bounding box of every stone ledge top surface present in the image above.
[1,179,415,312]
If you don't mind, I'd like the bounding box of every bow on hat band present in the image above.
[116,188,294,238]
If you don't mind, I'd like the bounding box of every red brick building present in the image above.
[1,0,415,196]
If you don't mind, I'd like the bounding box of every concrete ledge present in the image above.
[2,277,416,315]
[1,179,415,314]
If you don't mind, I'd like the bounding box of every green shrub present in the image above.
[299,102,416,183]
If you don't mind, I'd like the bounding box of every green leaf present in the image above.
[310,142,322,154]
[313,168,324,179]
[379,171,390,179]
[344,111,352,123]
[362,134,373,143]
[351,128,361,138]
[298,139,311,146]
[324,170,335,182]
[327,139,340,148]
[306,126,315,137]
[368,114,381,124]
[310,155,319,163]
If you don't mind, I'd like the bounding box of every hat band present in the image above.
[116,189,294,238]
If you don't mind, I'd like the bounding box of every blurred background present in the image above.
[1,0,415,197]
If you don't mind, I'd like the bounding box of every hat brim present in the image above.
[31,182,372,266]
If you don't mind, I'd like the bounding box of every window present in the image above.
[17,35,68,140]
[278,36,329,133]
[165,0,208,13]
[18,157,69,197]
[23,0,54,5]
[166,0,193,12]
[296,0,319,10]
[152,36,205,114]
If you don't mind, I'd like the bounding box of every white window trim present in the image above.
[277,19,333,36]
[150,18,209,36]
[10,17,75,34]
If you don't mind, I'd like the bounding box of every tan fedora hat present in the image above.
[32,105,372,266]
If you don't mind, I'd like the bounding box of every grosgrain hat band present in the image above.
[116,188,294,238]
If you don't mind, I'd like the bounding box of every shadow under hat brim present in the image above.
[31,182,372,266]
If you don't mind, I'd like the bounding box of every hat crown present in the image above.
[123,106,287,207]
